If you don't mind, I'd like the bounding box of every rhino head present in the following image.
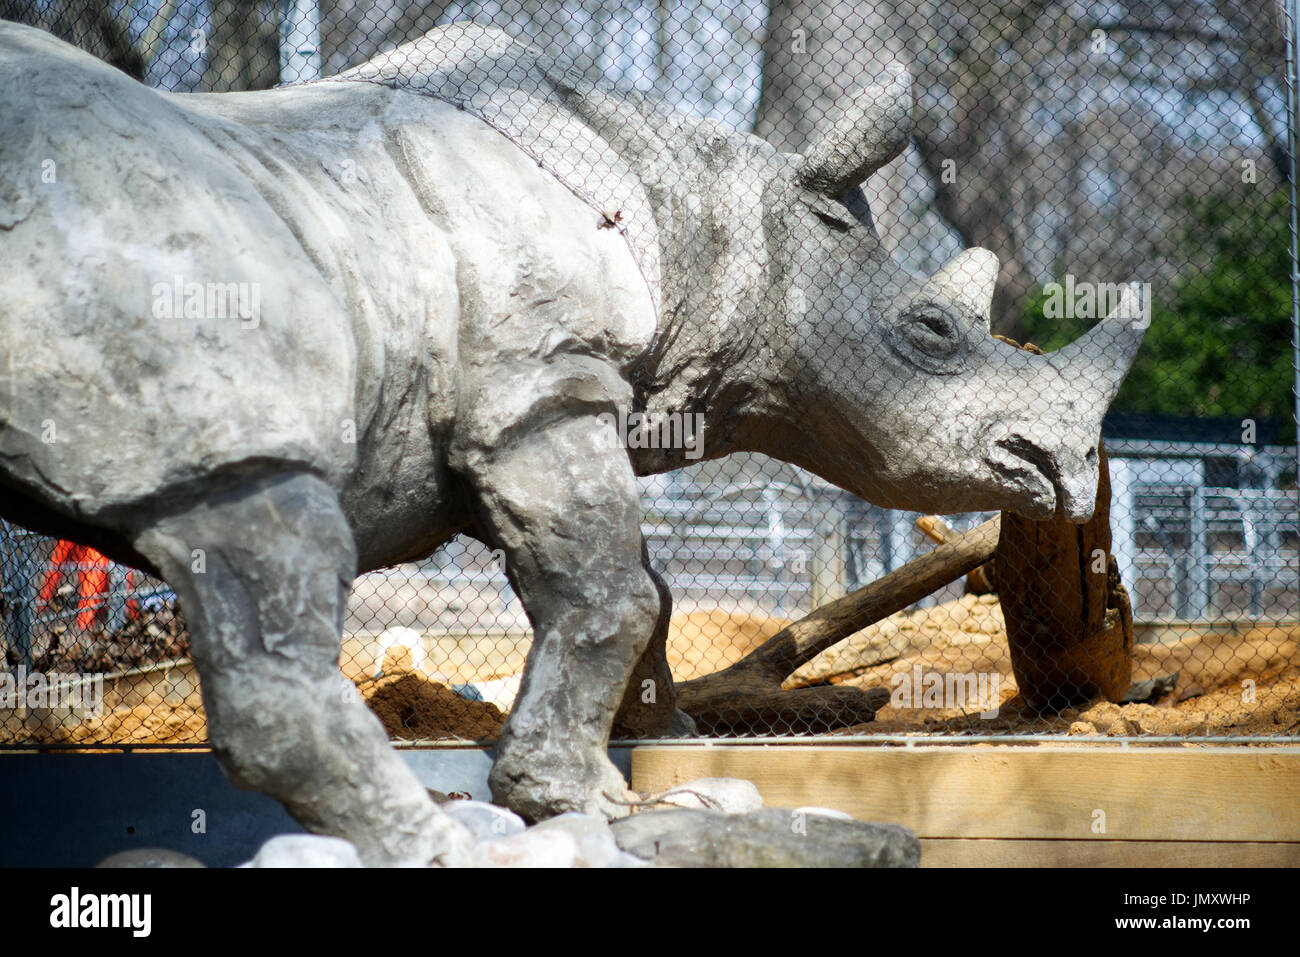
[739,67,1146,523]
[561,55,1144,523]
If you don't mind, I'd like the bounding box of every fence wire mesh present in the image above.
[1,0,1297,749]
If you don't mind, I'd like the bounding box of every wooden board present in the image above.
[629,745,1300,842]
[921,839,1300,867]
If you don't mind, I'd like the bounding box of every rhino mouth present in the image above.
[984,435,1060,520]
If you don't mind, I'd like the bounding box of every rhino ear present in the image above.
[797,64,913,196]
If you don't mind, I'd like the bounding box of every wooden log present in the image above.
[688,515,1000,685]
[996,439,1134,708]
[916,515,997,594]
[985,335,1133,708]
[676,516,1001,732]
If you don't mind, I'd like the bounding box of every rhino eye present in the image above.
[903,310,961,357]
[801,197,853,232]
[890,306,967,372]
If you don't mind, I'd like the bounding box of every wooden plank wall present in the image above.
[629,745,1300,867]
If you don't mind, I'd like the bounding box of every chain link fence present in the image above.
[1,0,1297,748]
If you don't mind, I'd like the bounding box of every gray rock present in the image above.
[793,806,854,822]
[443,800,527,842]
[96,848,205,868]
[612,808,919,867]
[246,834,363,868]
[452,683,485,702]
[655,777,763,813]
[1120,671,1179,704]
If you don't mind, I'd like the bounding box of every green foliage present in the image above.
[1021,187,1296,442]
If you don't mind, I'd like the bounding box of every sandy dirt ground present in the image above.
[802,594,1299,738]
[666,609,790,680]
[5,595,1295,744]
[5,644,508,746]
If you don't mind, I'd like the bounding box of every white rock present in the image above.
[246,834,362,868]
[657,778,763,814]
[607,849,652,867]
[468,828,582,868]
[97,848,205,868]
[471,674,522,711]
[793,806,854,821]
[529,812,646,868]
[443,800,527,842]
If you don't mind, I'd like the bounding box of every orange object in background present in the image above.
[37,540,136,629]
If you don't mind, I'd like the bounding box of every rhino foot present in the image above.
[461,412,674,822]
[490,747,637,824]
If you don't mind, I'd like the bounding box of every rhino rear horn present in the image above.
[797,64,913,197]
[930,248,999,325]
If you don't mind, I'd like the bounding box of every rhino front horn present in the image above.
[1049,285,1149,405]
[797,63,913,196]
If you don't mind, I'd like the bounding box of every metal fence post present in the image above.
[279,0,321,83]
[1189,485,1209,620]
[106,563,128,633]
[1286,0,1300,488]
[809,495,844,608]
[0,523,36,670]
[1108,457,1138,618]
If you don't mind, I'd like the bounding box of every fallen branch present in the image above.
[677,516,1002,731]
[916,514,997,593]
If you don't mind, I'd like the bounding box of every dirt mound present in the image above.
[356,672,506,741]
[6,653,507,745]
[789,592,1005,689]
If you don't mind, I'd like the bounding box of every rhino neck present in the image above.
[556,87,803,473]
[625,341,801,475]
[625,227,788,472]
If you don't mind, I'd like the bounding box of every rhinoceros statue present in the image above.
[0,21,1144,864]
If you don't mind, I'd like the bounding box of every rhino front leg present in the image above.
[132,472,469,866]
[460,415,664,821]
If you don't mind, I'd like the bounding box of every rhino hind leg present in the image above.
[132,472,468,866]
[460,415,664,822]
[612,545,698,739]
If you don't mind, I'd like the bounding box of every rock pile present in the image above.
[97,777,919,868]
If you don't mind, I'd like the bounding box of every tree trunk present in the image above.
[996,438,1133,708]
[202,0,280,91]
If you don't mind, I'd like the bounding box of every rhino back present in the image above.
[185,83,660,556]
[1,21,657,567]
[0,23,459,528]
[333,22,662,316]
